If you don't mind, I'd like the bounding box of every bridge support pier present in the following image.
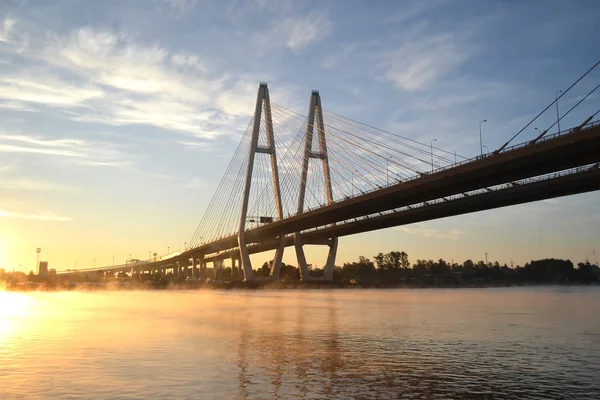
[268,237,285,280]
[231,257,241,281]
[214,259,223,281]
[294,236,338,281]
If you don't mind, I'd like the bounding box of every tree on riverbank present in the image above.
[249,252,600,286]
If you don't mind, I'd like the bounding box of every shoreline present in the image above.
[2,280,599,292]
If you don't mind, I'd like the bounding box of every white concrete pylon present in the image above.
[238,83,285,282]
[295,90,338,281]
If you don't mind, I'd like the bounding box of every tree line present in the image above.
[247,251,600,286]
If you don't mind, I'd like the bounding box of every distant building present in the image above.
[39,261,49,278]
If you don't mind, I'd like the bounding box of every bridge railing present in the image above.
[496,119,600,155]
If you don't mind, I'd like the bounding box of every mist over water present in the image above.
[1,287,599,399]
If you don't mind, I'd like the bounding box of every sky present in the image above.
[1,0,599,273]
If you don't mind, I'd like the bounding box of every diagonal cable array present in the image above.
[498,58,600,152]
[187,99,466,250]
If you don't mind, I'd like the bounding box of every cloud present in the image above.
[383,33,472,91]
[182,177,205,188]
[0,209,72,221]
[37,26,261,137]
[394,223,464,240]
[0,100,37,112]
[176,139,217,152]
[170,51,207,72]
[161,0,198,13]
[0,75,104,107]
[0,178,75,191]
[271,12,333,52]
[0,16,16,43]
[0,143,84,157]
[0,165,15,173]
[0,133,132,166]
[0,134,84,147]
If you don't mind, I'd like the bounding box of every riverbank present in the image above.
[2,279,599,292]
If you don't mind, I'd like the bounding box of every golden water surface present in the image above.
[1,287,599,399]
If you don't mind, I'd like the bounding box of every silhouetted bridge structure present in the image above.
[61,65,600,282]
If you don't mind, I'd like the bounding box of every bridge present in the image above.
[61,63,600,282]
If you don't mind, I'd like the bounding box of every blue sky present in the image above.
[1,0,599,271]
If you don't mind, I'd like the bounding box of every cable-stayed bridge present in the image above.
[62,64,600,282]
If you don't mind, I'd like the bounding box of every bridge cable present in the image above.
[496,58,600,153]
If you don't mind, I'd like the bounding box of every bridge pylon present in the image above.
[295,90,338,281]
[238,83,285,282]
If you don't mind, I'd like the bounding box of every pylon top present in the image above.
[312,90,319,94]
[259,82,268,87]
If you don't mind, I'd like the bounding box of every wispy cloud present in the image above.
[273,12,333,52]
[0,75,104,107]
[161,0,198,14]
[0,16,16,43]
[0,178,75,191]
[0,209,72,221]
[0,132,132,167]
[0,144,84,157]
[0,100,37,112]
[382,33,472,91]
[395,223,465,240]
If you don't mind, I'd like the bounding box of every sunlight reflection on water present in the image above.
[1,287,599,399]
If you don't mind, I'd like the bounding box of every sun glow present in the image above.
[0,291,33,342]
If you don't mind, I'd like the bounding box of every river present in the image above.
[1,287,599,399]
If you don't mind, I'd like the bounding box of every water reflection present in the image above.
[228,289,600,399]
[1,288,599,399]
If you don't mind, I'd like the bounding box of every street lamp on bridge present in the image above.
[479,120,487,157]
[430,139,437,172]
[386,156,393,185]
[556,90,563,133]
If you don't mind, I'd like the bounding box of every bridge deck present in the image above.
[61,120,600,275]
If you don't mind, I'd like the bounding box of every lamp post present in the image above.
[167,246,170,254]
[479,120,487,157]
[93,258,96,269]
[148,250,151,260]
[555,90,562,133]
[483,144,489,154]
[430,139,437,172]
[36,248,41,275]
[112,256,115,267]
[386,157,393,185]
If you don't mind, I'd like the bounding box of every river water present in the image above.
[1,287,599,399]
